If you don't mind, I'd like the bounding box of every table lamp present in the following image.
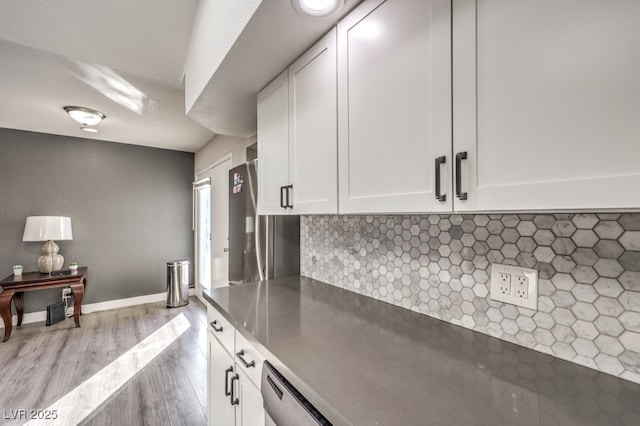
[22,216,73,273]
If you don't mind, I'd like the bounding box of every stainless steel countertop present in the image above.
[204,276,640,426]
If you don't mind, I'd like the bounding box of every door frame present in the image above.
[194,153,232,304]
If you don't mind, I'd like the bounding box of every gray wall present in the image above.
[195,133,256,172]
[0,128,194,313]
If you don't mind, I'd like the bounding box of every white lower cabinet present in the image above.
[234,330,265,389]
[208,331,236,426]
[207,306,265,426]
[235,368,265,426]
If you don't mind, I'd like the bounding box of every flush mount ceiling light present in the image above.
[63,106,106,126]
[293,0,345,17]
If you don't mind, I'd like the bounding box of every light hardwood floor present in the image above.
[0,297,208,426]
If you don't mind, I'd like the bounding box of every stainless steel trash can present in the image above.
[167,259,190,308]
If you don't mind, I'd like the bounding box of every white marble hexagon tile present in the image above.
[301,213,640,384]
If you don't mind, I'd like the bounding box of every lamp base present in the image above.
[37,240,64,273]
[37,254,64,273]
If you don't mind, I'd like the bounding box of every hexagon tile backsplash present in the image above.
[300,213,640,384]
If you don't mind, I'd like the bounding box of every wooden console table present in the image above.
[0,267,87,342]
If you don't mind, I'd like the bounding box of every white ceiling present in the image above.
[0,0,213,152]
[187,0,363,138]
[0,0,366,152]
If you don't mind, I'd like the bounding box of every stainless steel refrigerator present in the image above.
[228,159,300,284]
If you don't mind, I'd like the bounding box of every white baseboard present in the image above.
[3,310,48,327]
[82,292,167,315]
[0,289,196,328]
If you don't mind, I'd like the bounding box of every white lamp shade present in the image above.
[22,216,73,241]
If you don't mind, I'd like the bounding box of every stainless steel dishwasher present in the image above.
[261,360,332,426]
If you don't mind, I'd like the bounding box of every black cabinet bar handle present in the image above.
[224,366,233,396]
[210,320,223,333]
[435,156,446,202]
[455,151,468,201]
[230,373,240,406]
[286,185,293,208]
[236,350,256,368]
[280,186,286,208]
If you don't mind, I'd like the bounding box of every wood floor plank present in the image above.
[175,333,209,415]
[0,297,208,426]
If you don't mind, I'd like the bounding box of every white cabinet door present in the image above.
[235,331,265,390]
[258,71,290,215]
[207,322,266,426]
[337,0,452,214]
[453,0,640,211]
[235,368,265,426]
[208,331,236,426]
[289,28,338,215]
[207,305,235,356]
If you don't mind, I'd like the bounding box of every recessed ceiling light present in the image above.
[293,0,344,17]
[80,126,98,133]
[63,106,106,126]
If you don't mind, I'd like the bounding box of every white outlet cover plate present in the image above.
[490,263,538,310]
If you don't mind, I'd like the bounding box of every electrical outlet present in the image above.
[490,264,538,310]
[498,273,511,295]
[61,288,73,317]
[515,275,528,299]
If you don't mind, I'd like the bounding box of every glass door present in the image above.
[210,158,231,289]
[194,156,231,302]
[195,178,211,301]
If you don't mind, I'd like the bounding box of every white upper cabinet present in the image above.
[259,0,640,215]
[337,0,453,213]
[257,71,290,215]
[258,31,338,215]
[452,0,640,211]
[289,28,338,215]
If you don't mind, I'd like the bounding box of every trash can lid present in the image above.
[167,259,190,266]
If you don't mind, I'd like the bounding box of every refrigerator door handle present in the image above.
[255,214,264,281]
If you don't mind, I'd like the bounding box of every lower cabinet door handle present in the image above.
[224,366,233,396]
[230,373,240,406]
[210,320,223,333]
[236,350,256,368]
